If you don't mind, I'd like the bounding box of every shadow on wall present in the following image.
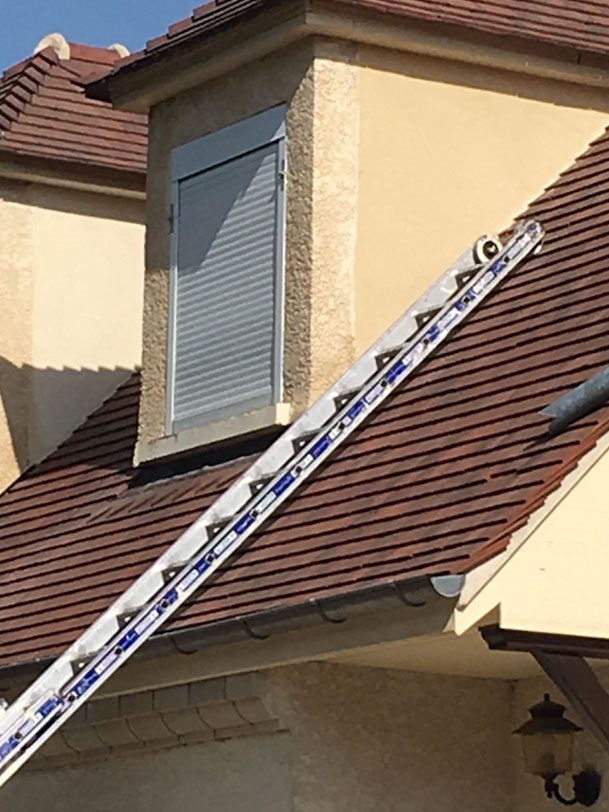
[0,179,145,224]
[0,356,134,475]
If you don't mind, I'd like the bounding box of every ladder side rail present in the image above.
[0,221,543,786]
[0,232,487,716]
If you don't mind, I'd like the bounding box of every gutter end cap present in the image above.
[430,574,465,598]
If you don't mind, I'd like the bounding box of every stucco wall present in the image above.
[355,46,609,354]
[139,38,360,458]
[140,39,313,450]
[0,179,33,489]
[0,180,144,492]
[3,662,517,812]
[3,732,292,812]
[268,662,514,812]
[139,35,609,460]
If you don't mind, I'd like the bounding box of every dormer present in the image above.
[0,35,147,491]
[88,0,609,464]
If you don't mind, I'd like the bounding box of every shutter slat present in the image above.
[176,371,273,402]
[176,282,274,323]
[175,322,275,366]
[175,387,272,423]
[171,139,282,427]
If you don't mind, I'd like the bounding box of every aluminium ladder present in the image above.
[0,220,544,788]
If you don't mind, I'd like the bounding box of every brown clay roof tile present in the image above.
[0,44,147,173]
[96,0,609,87]
[1,121,609,668]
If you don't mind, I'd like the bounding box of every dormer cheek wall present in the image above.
[136,33,609,465]
[136,39,360,463]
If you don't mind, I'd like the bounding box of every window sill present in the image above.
[134,402,294,466]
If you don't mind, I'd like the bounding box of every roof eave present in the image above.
[86,0,609,113]
[0,574,462,686]
[0,150,146,199]
[86,0,310,112]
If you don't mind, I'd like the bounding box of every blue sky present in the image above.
[0,0,198,71]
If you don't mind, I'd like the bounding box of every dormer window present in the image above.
[167,105,287,433]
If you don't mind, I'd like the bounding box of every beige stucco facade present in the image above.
[138,37,361,462]
[137,31,609,461]
[9,657,608,812]
[3,662,516,812]
[354,47,609,353]
[0,178,144,492]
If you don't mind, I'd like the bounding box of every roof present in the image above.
[0,43,147,173]
[94,0,609,85]
[2,122,609,671]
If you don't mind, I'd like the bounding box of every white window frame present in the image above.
[166,105,287,435]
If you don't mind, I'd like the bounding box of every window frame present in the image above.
[166,104,287,435]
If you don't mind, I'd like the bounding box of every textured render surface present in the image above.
[2,660,518,812]
[0,180,144,494]
[0,180,33,491]
[139,38,361,452]
[29,186,144,459]
[308,41,358,402]
[354,45,609,353]
[140,39,317,446]
[3,729,292,812]
[138,266,170,444]
[267,662,513,812]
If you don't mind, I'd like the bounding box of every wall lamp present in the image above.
[514,694,601,806]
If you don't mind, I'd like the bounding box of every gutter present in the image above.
[0,574,463,684]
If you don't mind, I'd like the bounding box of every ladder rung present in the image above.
[414,307,441,328]
[334,392,358,411]
[207,520,230,537]
[455,269,476,288]
[250,477,273,495]
[292,432,317,452]
[0,221,544,789]
[375,348,401,369]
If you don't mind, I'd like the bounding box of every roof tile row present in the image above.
[0,45,147,173]
[101,0,609,85]
[2,116,609,667]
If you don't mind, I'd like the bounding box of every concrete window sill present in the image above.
[134,402,293,465]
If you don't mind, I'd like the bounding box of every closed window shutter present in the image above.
[170,139,283,430]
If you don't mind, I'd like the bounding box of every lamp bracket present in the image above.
[544,770,601,807]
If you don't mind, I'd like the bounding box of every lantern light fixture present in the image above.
[514,694,601,806]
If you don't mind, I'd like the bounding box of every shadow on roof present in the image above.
[0,356,135,482]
